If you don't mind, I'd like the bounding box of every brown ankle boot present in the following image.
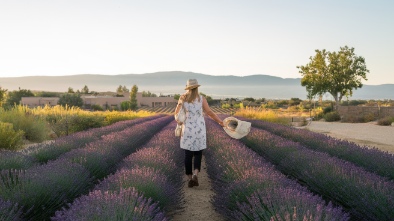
[188,179,194,188]
[192,174,199,186]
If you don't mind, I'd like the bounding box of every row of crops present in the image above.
[1,113,394,220]
[137,106,233,114]
[0,115,182,220]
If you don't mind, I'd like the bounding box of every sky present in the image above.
[0,0,393,85]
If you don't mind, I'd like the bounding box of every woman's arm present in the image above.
[202,97,224,127]
[174,95,186,124]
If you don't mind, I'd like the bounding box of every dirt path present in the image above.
[170,156,225,221]
[304,121,394,154]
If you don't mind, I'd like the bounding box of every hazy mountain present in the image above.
[0,71,393,99]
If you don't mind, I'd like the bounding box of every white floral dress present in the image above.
[180,95,207,151]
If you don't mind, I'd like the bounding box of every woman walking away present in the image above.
[174,79,224,188]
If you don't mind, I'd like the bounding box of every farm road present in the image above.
[305,121,394,154]
[171,156,225,221]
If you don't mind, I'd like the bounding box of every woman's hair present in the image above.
[185,88,201,103]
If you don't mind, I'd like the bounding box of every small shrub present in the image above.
[323,106,332,114]
[91,104,104,111]
[323,112,341,122]
[377,116,394,126]
[0,122,24,151]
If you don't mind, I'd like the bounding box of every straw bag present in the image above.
[175,102,186,137]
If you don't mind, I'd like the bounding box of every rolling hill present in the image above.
[1,71,393,99]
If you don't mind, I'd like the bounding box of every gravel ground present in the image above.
[304,121,394,154]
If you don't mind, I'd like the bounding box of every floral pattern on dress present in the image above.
[180,95,206,151]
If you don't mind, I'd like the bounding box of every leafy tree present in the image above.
[173,94,181,100]
[243,97,255,102]
[289,98,302,106]
[35,91,60,97]
[129,85,138,110]
[0,86,7,107]
[200,92,214,105]
[6,87,35,106]
[142,91,157,97]
[297,46,369,109]
[120,101,132,111]
[67,87,75,93]
[122,85,129,93]
[116,85,123,93]
[81,85,89,94]
[58,93,83,107]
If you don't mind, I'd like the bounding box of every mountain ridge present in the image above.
[0,71,393,99]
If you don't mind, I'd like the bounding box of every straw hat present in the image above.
[185,79,201,90]
[223,117,251,139]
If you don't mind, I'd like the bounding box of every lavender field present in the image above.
[1,114,393,220]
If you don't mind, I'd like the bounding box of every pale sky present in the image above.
[1,0,393,85]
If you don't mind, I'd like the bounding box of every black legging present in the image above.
[184,149,203,175]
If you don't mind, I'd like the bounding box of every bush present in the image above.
[0,122,24,150]
[323,106,333,114]
[377,116,394,126]
[323,111,341,122]
[91,104,104,111]
[0,106,49,142]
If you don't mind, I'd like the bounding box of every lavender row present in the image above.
[53,122,184,221]
[242,127,394,221]
[0,116,173,220]
[0,115,165,172]
[204,119,349,221]
[23,114,166,164]
[242,117,394,180]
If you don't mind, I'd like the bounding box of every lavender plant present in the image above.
[53,122,183,220]
[0,198,24,221]
[204,119,349,221]
[0,151,37,170]
[243,118,394,180]
[243,127,394,220]
[0,159,92,220]
[52,188,167,221]
[25,114,166,163]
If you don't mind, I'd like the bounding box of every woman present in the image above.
[174,79,224,188]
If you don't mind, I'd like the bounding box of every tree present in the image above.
[129,85,138,110]
[58,93,83,107]
[142,91,157,97]
[297,46,368,109]
[81,85,89,94]
[200,92,214,105]
[68,87,75,93]
[122,85,129,93]
[0,86,7,107]
[116,85,123,93]
[6,87,34,106]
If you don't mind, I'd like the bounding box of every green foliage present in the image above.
[120,101,132,111]
[200,92,214,105]
[46,113,104,137]
[297,46,369,108]
[141,91,157,97]
[289,98,302,106]
[0,122,24,150]
[243,97,255,102]
[377,116,394,126]
[67,87,75,93]
[130,85,138,111]
[81,85,89,94]
[91,104,104,111]
[0,106,49,142]
[323,112,341,122]
[35,91,60,97]
[173,94,181,100]
[0,86,7,107]
[58,93,83,107]
[6,88,34,106]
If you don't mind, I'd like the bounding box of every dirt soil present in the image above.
[170,156,225,221]
[303,121,394,154]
